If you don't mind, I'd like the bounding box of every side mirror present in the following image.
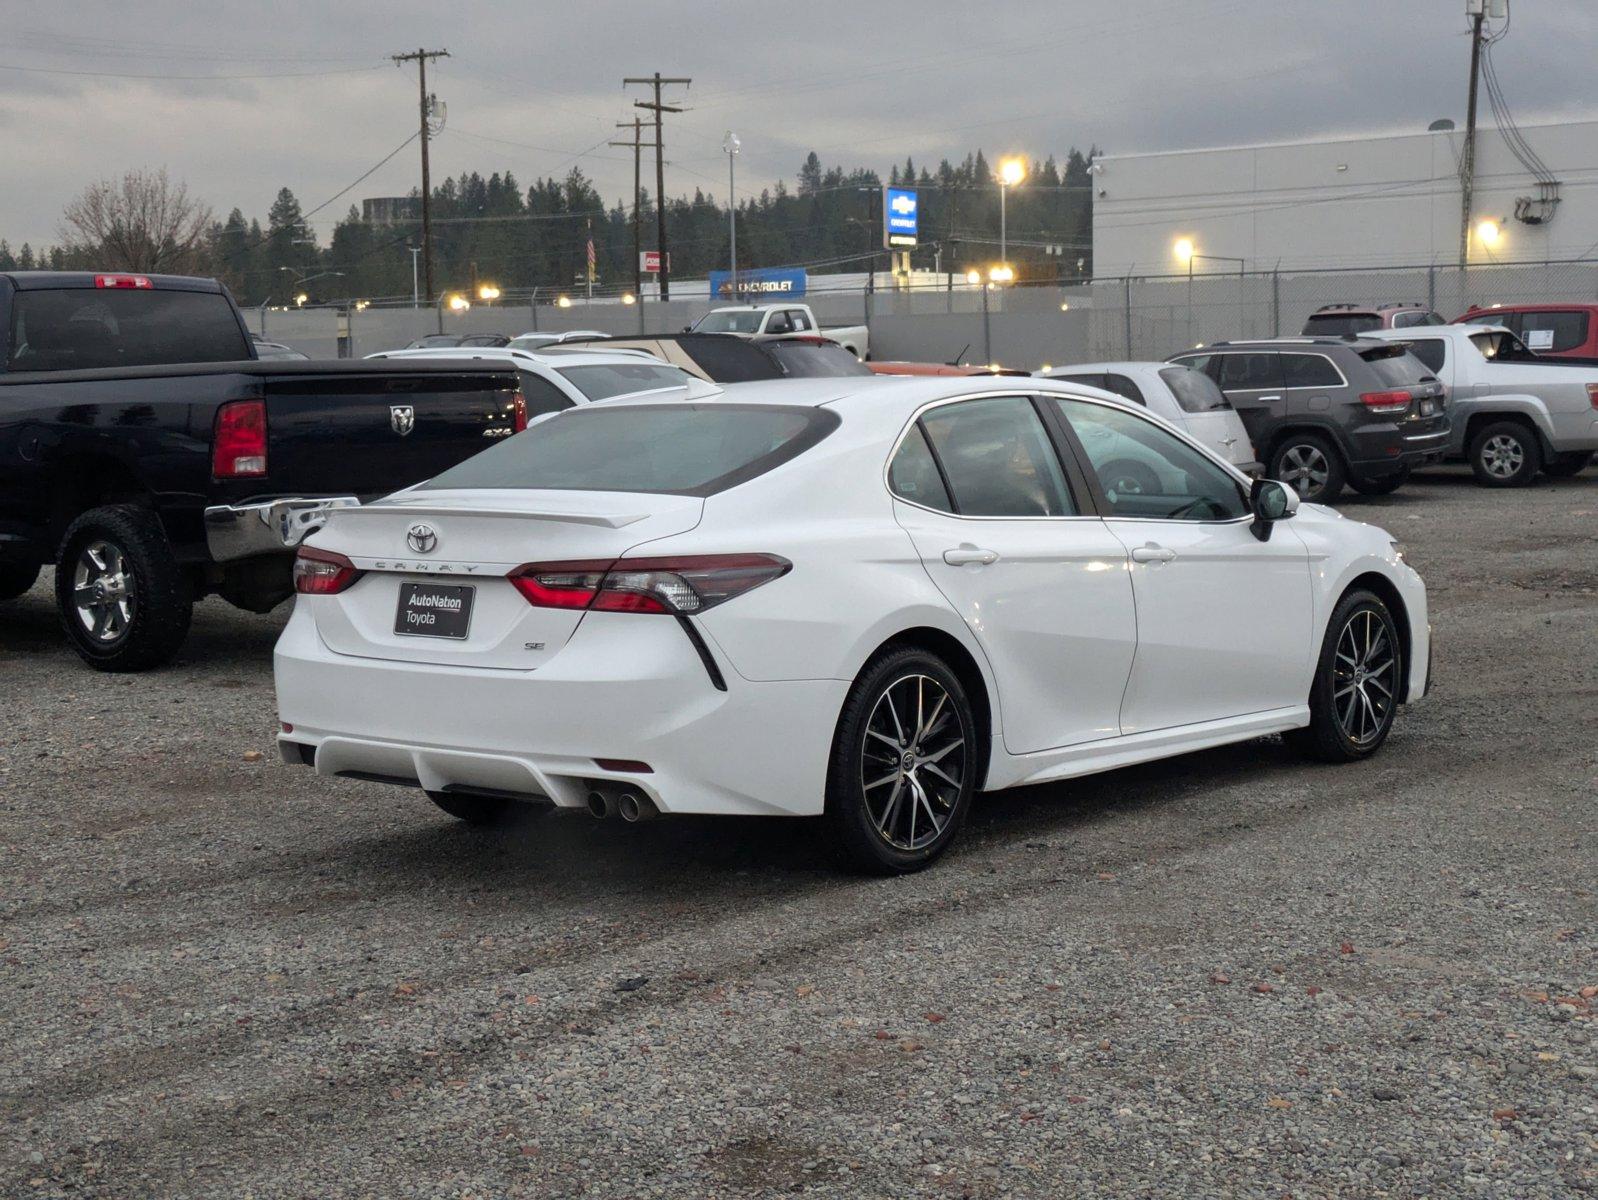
[682,324,693,333]
[1249,478,1299,541]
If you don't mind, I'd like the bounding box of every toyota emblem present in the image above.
[406,523,438,554]
[390,405,416,436]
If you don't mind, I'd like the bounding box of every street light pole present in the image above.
[723,131,740,298]
[1000,182,1008,266]
[409,246,421,309]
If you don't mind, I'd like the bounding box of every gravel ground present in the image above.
[1,465,1595,1199]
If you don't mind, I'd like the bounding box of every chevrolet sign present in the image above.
[884,186,918,248]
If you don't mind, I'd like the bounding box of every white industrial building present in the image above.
[1091,117,1598,276]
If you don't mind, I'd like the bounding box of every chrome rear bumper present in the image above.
[204,497,360,562]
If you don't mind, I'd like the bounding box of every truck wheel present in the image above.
[1468,421,1541,487]
[0,563,41,600]
[1269,434,1346,505]
[1541,451,1592,479]
[55,504,192,672]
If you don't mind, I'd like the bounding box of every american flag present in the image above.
[586,223,596,282]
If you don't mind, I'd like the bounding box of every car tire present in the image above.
[1287,588,1403,764]
[1468,420,1542,487]
[1541,450,1592,479]
[0,562,41,600]
[426,791,548,827]
[826,646,979,874]
[1099,459,1161,498]
[1347,467,1409,497]
[1269,434,1346,505]
[55,504,192,672]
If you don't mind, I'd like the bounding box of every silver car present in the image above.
[1042,362,1260,474]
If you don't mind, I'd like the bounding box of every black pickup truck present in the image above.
[0,272,523,671]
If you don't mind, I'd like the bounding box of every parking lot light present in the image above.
[988,264,1015,284]
[965,269,982,284]
[557,296,573,308]
[1060,301,1071,311]
[476,283,501,302]
[1476,219,1502,249]
[1173,237,1196,265]
[294,292,309,307]
[446,293,470,312]
[622,293,637,305]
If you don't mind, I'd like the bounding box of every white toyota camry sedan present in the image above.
[274,376,1431,872]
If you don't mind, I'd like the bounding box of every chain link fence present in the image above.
[248,257,1598,369]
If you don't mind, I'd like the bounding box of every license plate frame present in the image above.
[394,581,475,640]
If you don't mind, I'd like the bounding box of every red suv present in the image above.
[1454,303,1598,359]
[1301,303,1445,336]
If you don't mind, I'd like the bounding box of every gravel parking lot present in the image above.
[2,465,1594,1199]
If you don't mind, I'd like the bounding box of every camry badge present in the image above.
[390,405,416,436]
[406,523,438,554]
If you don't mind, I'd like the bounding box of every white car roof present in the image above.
[366,345,664,368]
[1044,362,1178,381]
[1364,324,1508,339]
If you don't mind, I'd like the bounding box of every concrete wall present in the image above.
[1093,118,1598,275]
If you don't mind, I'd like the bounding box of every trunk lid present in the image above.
[263,366,520,496]
[302,488,703,669]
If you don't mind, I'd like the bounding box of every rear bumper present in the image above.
[205,496,360,562]
[273,603,847,817]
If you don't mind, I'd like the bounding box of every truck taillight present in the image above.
[212,400,267,478]
[1360,389,1412,413]
[1588,383,1598,411]
[512,391,528,432]
[94,274,152,289]
[508,555,791,615]
[293,546,361,595]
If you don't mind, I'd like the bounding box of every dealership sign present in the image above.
[708,267,808,299]
[640,250,669,273]
[884,187,918,248]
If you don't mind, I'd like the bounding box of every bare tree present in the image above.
[60,168,214,273]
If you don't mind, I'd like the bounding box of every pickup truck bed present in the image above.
[0,272,521,670]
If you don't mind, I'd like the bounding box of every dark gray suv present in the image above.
[1167,338,1450,504]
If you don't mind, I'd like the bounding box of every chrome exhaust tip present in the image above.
[586,790,617,819]
[616,792,658,822]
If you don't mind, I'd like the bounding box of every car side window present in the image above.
[1100,373,1147,405]
[1052,372,1107,391]
[1216,353,1283,392]
[766,311,793,334]
[1281,353,1343,389]
[1050,397,1249,521]
[1406,339,1447,374]
[887,425,953,512]
[519,371,577,417]
[920,397,1076,517]
[1518,310,1588,353]
[788,309,812,332]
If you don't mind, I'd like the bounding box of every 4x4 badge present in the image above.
[390,405,416,436]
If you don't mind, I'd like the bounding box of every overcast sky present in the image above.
[1,0,1595,248]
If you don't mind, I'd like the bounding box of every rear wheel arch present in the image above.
[48,456,152,549]
[855,627,994,790]
[1264,423,1350,467]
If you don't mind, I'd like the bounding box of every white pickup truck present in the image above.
[688,303,870,360]
[1367,324,1598,486]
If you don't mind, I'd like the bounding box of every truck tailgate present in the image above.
[264,368,519,495]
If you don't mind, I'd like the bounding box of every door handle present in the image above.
[943,546,999,566]
[1258,394,1282,402]
[1130,545,1176,564]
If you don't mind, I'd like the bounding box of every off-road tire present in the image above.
[55,504,192,672]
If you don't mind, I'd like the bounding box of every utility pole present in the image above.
[624,73,691,299]
[1458,5,1486,270]
[610,118,657,300]
[393,48,449,302]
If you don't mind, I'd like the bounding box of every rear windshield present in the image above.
[693,310,764,334]
[764,340,874,378]
[555,362,693,400]
[678,337,784,383]
[420,403,839,496]
[1359,345,1436,386]
[8,287,250,371]
[1303,312,1380,336]
[1158,366,1230,412]
[1470,330,1539,362]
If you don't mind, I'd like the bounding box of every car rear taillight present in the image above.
[511,392,528,432]
[1587,383,1598,411]
[508,554,791,615]
[94,274,152,289]
[1360,389,1413,413]
[293,546,362,595]
[213,399,267,478]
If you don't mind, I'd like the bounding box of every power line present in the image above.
[0,60,385,81]
[624,72,691,299]
[392,48,449,301]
